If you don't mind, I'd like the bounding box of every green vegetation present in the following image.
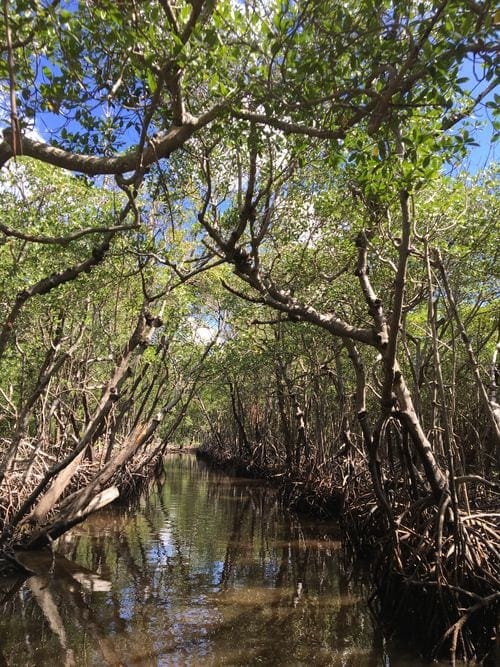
[0,0,498,661]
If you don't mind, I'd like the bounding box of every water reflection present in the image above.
[0,454,422,666]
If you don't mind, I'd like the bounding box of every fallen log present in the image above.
[24,486,119,550]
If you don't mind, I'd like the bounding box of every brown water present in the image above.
[0,454,428,666]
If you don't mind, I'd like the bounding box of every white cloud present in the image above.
[186,315,219,345]
[0,87,44,142]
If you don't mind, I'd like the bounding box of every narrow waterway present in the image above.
[0,454,429,666]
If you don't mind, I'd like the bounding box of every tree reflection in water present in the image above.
[0,455,425,666]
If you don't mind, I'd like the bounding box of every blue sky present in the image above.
[1,38,497,177]
[451,59,498,174]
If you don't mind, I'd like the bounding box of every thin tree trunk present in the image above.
[435,250,500,458]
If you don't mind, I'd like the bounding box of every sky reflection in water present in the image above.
[0,454,428,666]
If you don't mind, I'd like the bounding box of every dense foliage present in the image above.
[0,0,498,661]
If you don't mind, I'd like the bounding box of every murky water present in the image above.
[0,454,427,666]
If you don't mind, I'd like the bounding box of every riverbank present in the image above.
[0,438,167,562]
[195,447,499,665]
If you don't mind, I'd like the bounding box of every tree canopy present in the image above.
[0,1,498,661]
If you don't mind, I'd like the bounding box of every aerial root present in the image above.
[343,463,499,663]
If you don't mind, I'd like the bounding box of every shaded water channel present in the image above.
[0,454,428,666]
